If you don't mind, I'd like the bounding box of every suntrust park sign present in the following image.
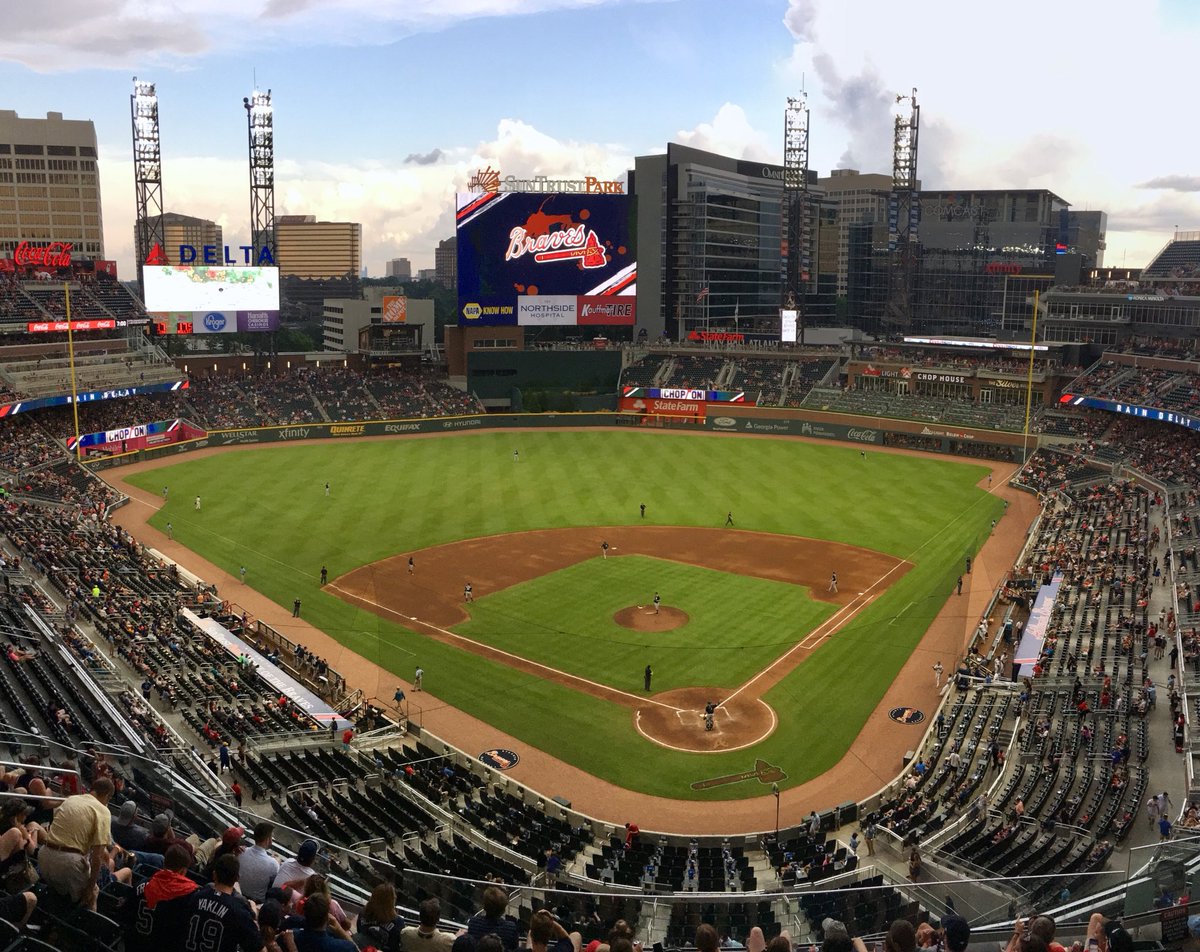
[467,166,624,194]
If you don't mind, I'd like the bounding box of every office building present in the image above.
[815,169,904,295]
[323,285,433,359]
[275,215,362,311]
[417,268,437,282]
[1065,211,1107,268]
[134,212,222,264]
[848,188,1074,335]
[633,143,834,340]
[435,237,457,290]
[385,257,412,280]
[275,215,361,279]
[0,110,104,259]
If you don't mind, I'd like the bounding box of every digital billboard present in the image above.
[456,191,635,326]
[143,266,280,332]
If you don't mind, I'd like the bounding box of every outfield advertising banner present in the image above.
[517,295,577,326]
[619,397,705,418]
[456,191,636,326]
[577,296,635,325]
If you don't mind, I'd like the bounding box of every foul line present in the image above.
[725,483,1006,706]
[326,582,686,714]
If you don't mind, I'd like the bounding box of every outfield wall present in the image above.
[84,406,1031,472]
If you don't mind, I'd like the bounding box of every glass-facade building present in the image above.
[848,189,1070,336]
[634,144,835,340]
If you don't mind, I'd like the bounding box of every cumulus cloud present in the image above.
[674,103,773,162]
[99,116,638,277]
[783,0,817,42]
[2,1,209,70]
[0,0,669,71]
[1138,175,1200,193]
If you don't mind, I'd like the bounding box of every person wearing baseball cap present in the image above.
[272,838,319,890]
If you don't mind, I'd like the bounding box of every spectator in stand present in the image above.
[467,884,521,949]
[211,826,246,865]
[528,909,579,952]
[294,893,356,952]
[273,838,319,890]
[0,799,39,885]
[356,882,404,952]
[37,776,115,909]
[111,800,149,851]
[124,844,198,952]
[239,821,280,903]
[181,853,261,951]
[299,874,351,931]
[403,897,457,952]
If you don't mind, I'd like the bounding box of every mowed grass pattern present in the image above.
[128,430,1004,800]
[454,555,838,693]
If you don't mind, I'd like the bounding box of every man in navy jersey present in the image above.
[124,845,197,952]
[181,853,260,951]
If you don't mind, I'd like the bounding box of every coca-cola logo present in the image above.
[14,241,73,268]
[846,428,878,443]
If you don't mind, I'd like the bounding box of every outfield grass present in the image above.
[127,430,1005,800]
[454,555,838,693]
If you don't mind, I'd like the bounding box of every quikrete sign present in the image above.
[177,245,276,266]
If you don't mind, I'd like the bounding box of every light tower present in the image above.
[244,89,276,264]
[884,88,920,329]
[782,93,811,343]
[130,77,165,296]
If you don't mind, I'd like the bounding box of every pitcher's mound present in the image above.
[614,605,688,632]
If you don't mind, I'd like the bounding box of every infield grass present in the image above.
[455,555,838,693]
[127,429,1005,800]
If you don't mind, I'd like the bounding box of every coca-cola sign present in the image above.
[14,241,73,268]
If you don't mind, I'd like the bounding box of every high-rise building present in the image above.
[633,143,832,340]
[435,237,457,290]
[134,212,222,264]
[848,188,1072,335]
[1065,211,1107,268]
[417,268,437,282]
[274,215,362,311]
[815,170,902,295]
[385,257,412,280]
[275,215,361,279]
[0,110,104,259]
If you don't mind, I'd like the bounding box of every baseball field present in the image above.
[125,429,1004,801]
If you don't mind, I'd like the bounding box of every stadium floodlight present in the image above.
[131,76,166,296]
[244,89,276,265]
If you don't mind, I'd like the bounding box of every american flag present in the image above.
[695,286,710,303]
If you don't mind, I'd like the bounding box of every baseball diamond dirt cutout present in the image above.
[332,526,910,757]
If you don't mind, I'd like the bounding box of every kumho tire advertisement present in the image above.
[456,191,636,326]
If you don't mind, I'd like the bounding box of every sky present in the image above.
[4,0,1200,277]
